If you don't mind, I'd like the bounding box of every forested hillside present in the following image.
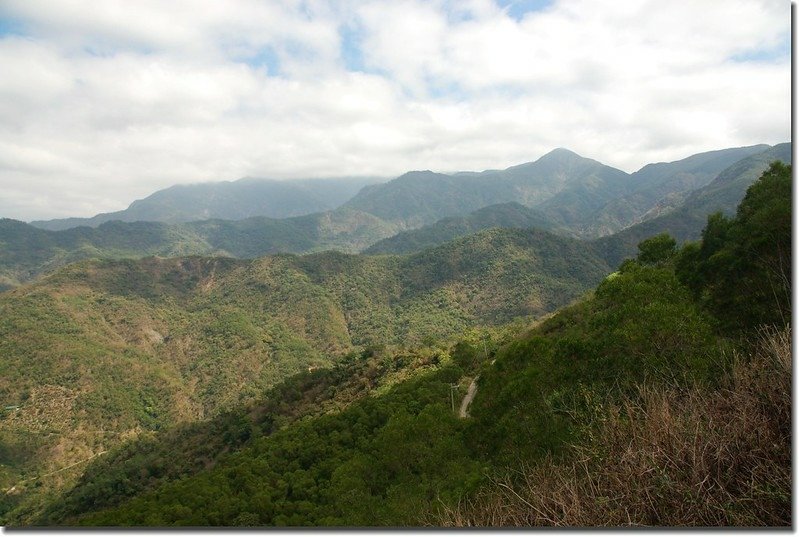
[0,227,609,523]
[363,203,554,255]
[4,162,788,527]
[0,208,400,289]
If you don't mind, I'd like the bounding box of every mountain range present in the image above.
[30,177,385,231]
[0,143,788,291]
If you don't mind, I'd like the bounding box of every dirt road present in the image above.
[459,377,479,418]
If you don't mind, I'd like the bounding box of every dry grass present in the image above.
[438,326,791,527]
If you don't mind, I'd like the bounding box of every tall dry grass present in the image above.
[438,326,791,527]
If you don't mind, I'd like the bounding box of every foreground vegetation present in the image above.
[9,161,787,527]
[440,326,790,526]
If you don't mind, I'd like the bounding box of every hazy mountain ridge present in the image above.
[594,142,792,267]
[362,143,790,257]
[0,208,401,288]
[1,143,788,291]
[343,145,772,237]
[342,148,631,229]
[30,177,385,231]
[576,145,770,236]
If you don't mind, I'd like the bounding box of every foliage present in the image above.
[69,365,482,526]
[33,344,451,525]
[636,233,676,265]
[438,326,791,527]
[0,227,607,524]
[676,162,792,332]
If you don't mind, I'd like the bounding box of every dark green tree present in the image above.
[636,233,677,265]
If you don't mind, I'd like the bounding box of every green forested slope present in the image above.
[363,202,554,255]
[0,227,609,523]
[29,162,790,528]
[0,208,400,288]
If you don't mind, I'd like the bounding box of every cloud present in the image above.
[0,0,790,220]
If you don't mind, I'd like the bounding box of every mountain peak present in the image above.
[537,147,583,161]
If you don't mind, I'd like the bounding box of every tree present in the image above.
[636,233,677,265]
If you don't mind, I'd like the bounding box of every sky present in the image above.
[0,0,791,221]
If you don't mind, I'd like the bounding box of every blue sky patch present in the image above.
[729,33,790,63]
[340,23,365,72]
[0,16,27,37]
[242,46,281,75]
[495,0,554,21]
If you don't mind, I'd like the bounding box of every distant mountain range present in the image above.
[343,148,631,230]
[1,142,790,290]
[343,145,769,236]
[30,177,385,231]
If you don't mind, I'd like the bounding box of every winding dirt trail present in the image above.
[4,450,107,495]
[459,377,479,418]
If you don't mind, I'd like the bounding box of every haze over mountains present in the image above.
[0,142,789,290]
[28,144,769,234]
[31,177,385,231]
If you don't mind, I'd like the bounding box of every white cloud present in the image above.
[0,0,790,220]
